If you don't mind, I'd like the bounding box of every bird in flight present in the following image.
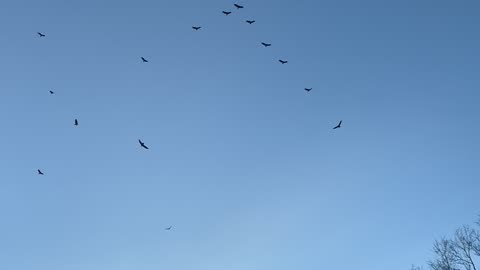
[141,57,149,62]
[37,32,45,37]
[279,59,288,64]
[192,26,201,31]
[261,42,272,47]
[74,119,78,126]
[165,226,172,230]
[234,4,244,9]
[246,20,255,24]
[304,88,312,92]
[138,139,149,149]
[333,120,342,129]
[49,90,55,94]
[222,11,232,15]
[37,169,44,175]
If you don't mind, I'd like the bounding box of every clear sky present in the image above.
[0,0,479,269]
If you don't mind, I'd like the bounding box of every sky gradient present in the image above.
[0,1,479,270]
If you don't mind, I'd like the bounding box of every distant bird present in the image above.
[165,226,172,230]
[74,119,78,126]
[141,57,148,62]
[37,169,44,175]
[37,32,45,37]
[234,4,244,9]
[304,88,312,92]
[333,120,342,129]
[222,11,232,15]
[49,90,55,94]
[279,59,288,64]
[246,20,255,24]
[192,26,201,30]
[138,139,149,150]
[261,42,272,47]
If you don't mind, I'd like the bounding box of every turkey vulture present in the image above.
[304,88,312,92]
[37,169,44,175]
[222,11,232,15]
[49,90,55,94]
[192,26,201,30]
[279,59,288,64]
[234,4,244,9]
[141,57,148,62]
[37,32,45,37]
[246,20,255,24]
[74,119,78,126]
[333,120,342,129]
[138,139,149,149]
[261,42,271,47]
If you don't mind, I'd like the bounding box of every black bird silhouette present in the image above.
[37,169,44,175]
[74,119,78,126]
[304,88,312,92]
[234,4,244,9]
[261,42,272,47]
[165,226,172,230]
[49,90,55,94]
[222,11,232,15]
[37,32,45,37]
[138,139,149,149]
[246,20,255,24]
[192,26,201,30]
[333,120,342,129]
[141,57,148,62]
[279,59,288,64]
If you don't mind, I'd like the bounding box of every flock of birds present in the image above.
[33,3,343,230]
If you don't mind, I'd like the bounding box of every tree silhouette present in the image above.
[413,216,479,270]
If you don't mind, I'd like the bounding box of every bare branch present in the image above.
[450,226,478,270]
[428,238,458,270]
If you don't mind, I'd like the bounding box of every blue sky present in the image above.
[0,0,479,269]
